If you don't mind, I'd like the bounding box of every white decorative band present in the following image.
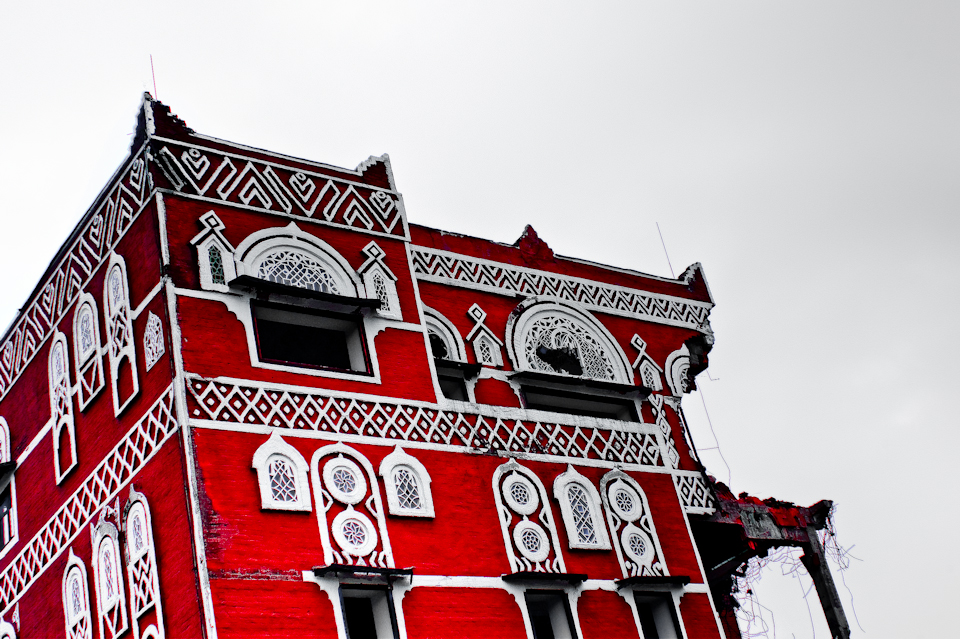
[152,139,409,240]
[410,248,713,333]
[0,386,179,614]
[186,379,665,468]
[0,146,152,402]
[673,472,716,514]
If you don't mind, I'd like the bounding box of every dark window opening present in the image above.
[253,303,369,374]
[437,373,469,401]
[634,593,682,639]
[525,591,577,639]
[429,333,449,360]
[536,345,583,376]
[0,486,12,549]
[341,587,399,639]
[522,386,639,422]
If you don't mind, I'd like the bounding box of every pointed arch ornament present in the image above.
[553,466,611,550]
[493,460,565,574]
[104,255,139,416]
[72,294,105,410]
[378,447,434,518]
[252,433,312,512]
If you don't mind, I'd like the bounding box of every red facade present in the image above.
[0,95,837,639]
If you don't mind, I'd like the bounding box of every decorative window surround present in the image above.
[358,242,401,321]
[600,470,668,579]
[123,488,165,639]
[186,377,667,469]
[0,418,17,560]
[630,335,663,392]
[190,212,237,293]
[0,145,150,404]
[252,433,312,512]
[465,305,503,367]
[664,345,692,398]
[411,247,713,335]
[423,307,466,362]
[553,466,610,550]
[91,515,128,639]
[0,387,177,617]
[73,295,105,411]
[62,550,93,639]
[104,255,140,416]
[49,332,77,483]
[506,299,632,385]
[154,140,409,240]
[493,460,566,574]
[310,444,394,568]
[378,447,434,518]
[142,313,165,372]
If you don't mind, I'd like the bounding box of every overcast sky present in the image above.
[2,2,957,637]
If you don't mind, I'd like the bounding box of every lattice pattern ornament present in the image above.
[0,147,150,403]
[269,459,298,502]
[0,387,177,616]
[378,447,434,518]
[523,315,617,381]
[143,313,165,372]
[49,333,77,482]
[600,470,667,578]
[493,460,566,573]
[312,445,394,568]
[208,245,226,285]
[187,378,665,468]
[674,472,716,515]
[154,142,408,238]
[412,247,713,333]
[552,466,610,550]
[256,249,340,294]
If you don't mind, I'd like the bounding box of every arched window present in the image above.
[104,256,139,416]
[62,550,92,639]
[465,304,504,367]
[553,466,611,550]
[208,245,226,285]
[49,332,77,483]
[142,312,165,372]
[664,345,692,397]
[379,447,434,518]
[73,295,105,410]
[423,307,466,362]
[358,241,402,320]
[252,433,311,512]
[92,520,127,639]
[124,488,164,639]
[600,470,667,578]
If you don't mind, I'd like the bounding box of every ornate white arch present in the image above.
[72,293,105,410]
[49,331,77,483]
[252,433,312,512]
[91,516,127,639]
[505,298,632,384]
[664,345,691,397]
[378,447,434,518]
[599,470,668,579]
[423,307,467,362]
[553,465,611,550]
[233,222,361,297]
[103,253,139,416]
[62,549,93,639]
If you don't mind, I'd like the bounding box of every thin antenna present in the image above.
[150,55,158,99]
[656,222,675,278]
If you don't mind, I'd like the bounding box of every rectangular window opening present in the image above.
[522,386,639,422]
[253,302,369,374]
[525,591,578,639]
[341,587,399,639]
[633,592,682,639]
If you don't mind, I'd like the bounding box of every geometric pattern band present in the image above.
[186,378,666,468]
[0,387,178,614]
[0,145,152,403]
[411,247,713,333]
[674,472,717,514]
[152,138,408,240]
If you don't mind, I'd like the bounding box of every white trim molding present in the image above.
[553,465,611,550]
[251,433,312,512]
[378,447,435,518]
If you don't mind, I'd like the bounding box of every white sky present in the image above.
[2,2,957,637]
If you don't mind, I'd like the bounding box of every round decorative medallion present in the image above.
[331,509,378,557]
[621,523,654,566]
[513,520,550,563]
[323,457,367,505]
[502,474,539,516]
[608,481,641,522]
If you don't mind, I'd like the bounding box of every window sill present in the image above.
[230,275,381,313]
[501,572,588,585]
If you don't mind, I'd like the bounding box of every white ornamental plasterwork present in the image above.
[411,248,713,334]
[0,145,152,402]
[143,313,165,372]
[153,140,408,239]
[186,378,666,468]
[0,387,178,615]
[648,395,680,470]
[673,472,717,515]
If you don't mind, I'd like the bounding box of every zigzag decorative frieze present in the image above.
[411,248,713,333]
[0,387,178,614]
[186,378,665,467]
[0,146,152,401]
[674,472,717,514]
[152,139,408,239]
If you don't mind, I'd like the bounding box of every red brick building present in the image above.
[0,95,848,639]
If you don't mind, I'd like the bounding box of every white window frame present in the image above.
[378,447,434,518]
[123,488,165,639]
[72,294,105,411]
[423,307,467,362]
[92,519,128,639]
[62,549,93,639]
[552,466,611,550]
[465,304,504,367]
[104,254,139,416]
[49,331,77,483]
[0,417,17,560]
[358,242,401,321]
[190,211,237,293]
[252,433,312,512]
